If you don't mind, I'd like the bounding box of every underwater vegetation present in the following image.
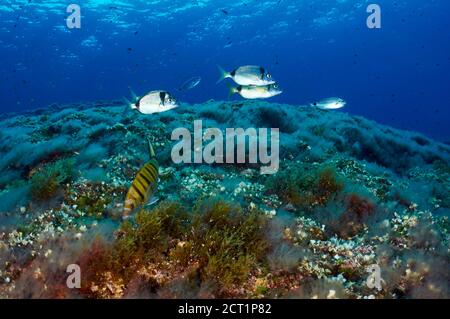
[29,158,75,202]
[0,100,449,299]
[265,165,344,210]
[75,199,269,298]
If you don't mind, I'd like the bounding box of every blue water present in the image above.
[1,0,449,141]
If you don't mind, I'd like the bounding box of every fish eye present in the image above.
[267,74,272,78]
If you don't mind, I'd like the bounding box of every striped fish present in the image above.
[123,139,159,218]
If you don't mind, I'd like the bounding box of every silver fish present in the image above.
[310,97,346,110]
[228,84,282,99]
[217,65,276,86]
[124,90,178,115]
[178,76,201,91]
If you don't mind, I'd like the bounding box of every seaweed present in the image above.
[321,193,377,239]
[341,194,375,231]
[255,107,298,133]
[189,199,269,288]
[29,158,75,201]
[76,199,269,297]
[75,195,109,218]
[1,100,449,299]
[265,164,344,210]
[110,202,189,279]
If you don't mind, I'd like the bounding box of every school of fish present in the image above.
[122,65,346,218]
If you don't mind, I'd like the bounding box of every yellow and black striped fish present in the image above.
[123,139,159,218]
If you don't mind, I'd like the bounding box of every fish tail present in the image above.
[147,138,156,159]
[123,96,134,108]
[129,87,138,102]
[216,65,230,84]
[227,84,237,99]
[122,97,135,116]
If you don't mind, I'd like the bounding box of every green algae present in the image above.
[265,164,344,210]
[1,100,450,299]
[29,158,75,201]
[75,195,110,219]
[78,199,269,296]
[190,199,269,287]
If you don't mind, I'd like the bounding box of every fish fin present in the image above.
[122,214,131,221]
[129,87,138,102]
[122,97,135,116]
[147,138,156,159]
[216,65,230,84]
[145,196,159,207]
[227,84,238,99]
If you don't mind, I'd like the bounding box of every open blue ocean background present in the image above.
[0,0,449,141]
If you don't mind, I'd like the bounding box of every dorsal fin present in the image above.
[147,138,156,159]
